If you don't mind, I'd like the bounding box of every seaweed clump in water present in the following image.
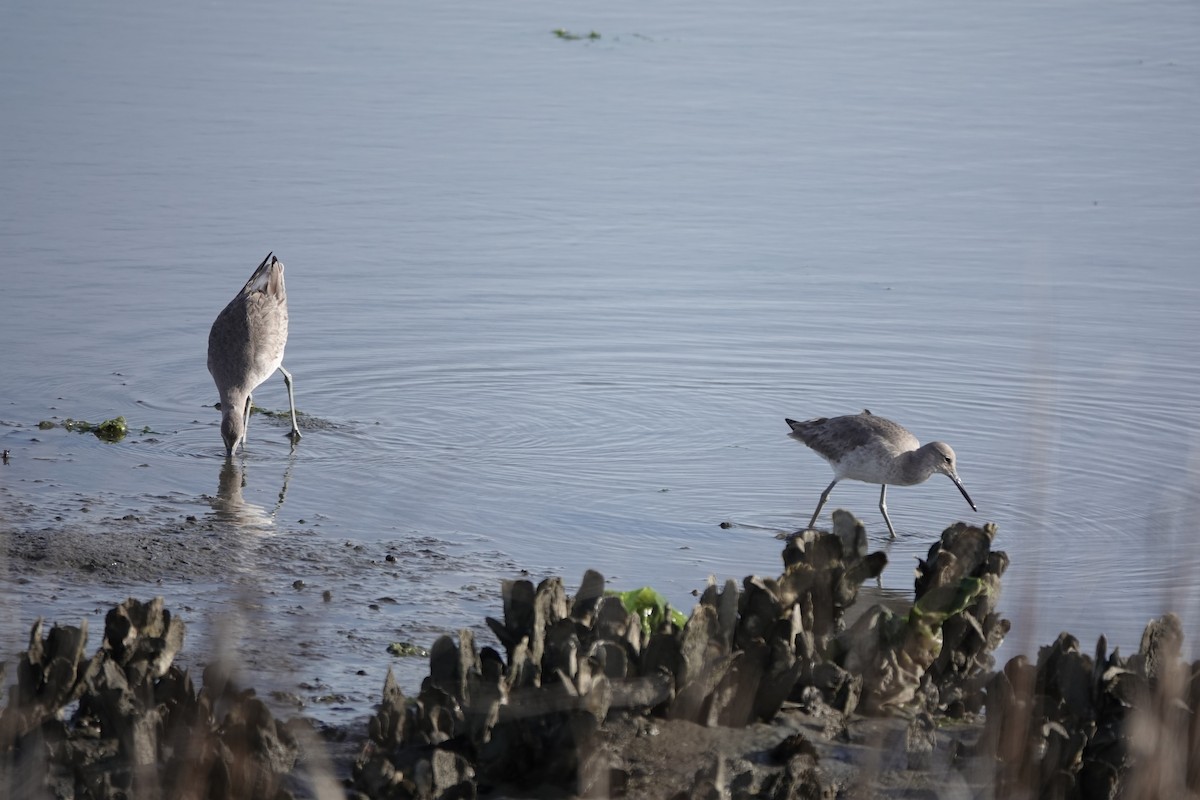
[34,415,128,442]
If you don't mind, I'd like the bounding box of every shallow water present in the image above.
[2,0,1199,724]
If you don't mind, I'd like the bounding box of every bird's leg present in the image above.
[878,484,898,539]
[279,366,302,440]
[241,393,253,451]
[809,479,838,531]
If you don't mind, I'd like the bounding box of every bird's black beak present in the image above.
[952,477,977,512]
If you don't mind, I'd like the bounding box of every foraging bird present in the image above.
[208,252,301,456]
[785,410,976,538]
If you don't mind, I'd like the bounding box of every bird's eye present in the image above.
[944,456,952,464]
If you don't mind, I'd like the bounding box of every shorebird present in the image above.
[208,252,301,456]
[785,410,976,538]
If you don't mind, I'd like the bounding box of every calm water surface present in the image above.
[2,0,1199,722]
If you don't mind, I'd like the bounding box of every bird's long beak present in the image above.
[951,476,977,512]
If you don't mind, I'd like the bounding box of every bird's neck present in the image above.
[894,448,932,486]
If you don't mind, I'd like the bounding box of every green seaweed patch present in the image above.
[908,577,986,630]
[36,416,129,442]
[608,586,686,638]
[94,416,127,442]
[387,641,431,658]
[254,406,305,419]
[869,578,989,649]
[552,28,601,41]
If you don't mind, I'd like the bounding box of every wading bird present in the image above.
[785,410,975,538]
[208,252,301,456]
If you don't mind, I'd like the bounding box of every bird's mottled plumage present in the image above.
[785,410,975,538]
[208,252,301,456]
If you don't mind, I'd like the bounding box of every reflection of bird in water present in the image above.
[786,410,976,538]
[212,457,294,527]
[208,252,301,456]
[212,459,269,526]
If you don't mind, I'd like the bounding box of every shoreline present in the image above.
[4,515,1196,798]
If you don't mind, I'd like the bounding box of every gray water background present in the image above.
[2,0,1198,722]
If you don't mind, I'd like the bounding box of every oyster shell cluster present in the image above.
[981,612,1197,798]
[353,514,1014,797]
[0,598,306,799]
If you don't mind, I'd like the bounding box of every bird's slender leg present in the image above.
[879,484,898,539]
[279,366,302,440]
[241,393,253,451]
[809,479,838,531]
